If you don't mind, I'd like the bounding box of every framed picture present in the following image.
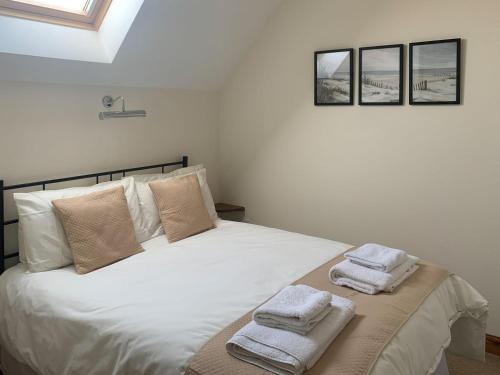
[409,38,461,105]
[315,48,354,105]
[359,44,403,105]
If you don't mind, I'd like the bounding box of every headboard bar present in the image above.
[3,160,187,191]
[0,155,189,274]
[0,179,4,274]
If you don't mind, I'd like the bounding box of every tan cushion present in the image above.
[52,186,144,274]
[149,174,215,243]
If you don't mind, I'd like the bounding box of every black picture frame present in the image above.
[314,48,354,105]
[358,44,404,105]
[409,38,461,105]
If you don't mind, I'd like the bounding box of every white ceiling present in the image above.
[0,0,283,90]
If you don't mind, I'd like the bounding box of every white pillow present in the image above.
[129,165,217,240]
[14,177,148,273]
[18,224,27,264]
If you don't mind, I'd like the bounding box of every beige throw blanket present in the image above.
[186,253,449,375]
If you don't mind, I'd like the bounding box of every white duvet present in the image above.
[0,220,488,375]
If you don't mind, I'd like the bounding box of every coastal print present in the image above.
[411,40,460,103]
[360,46,402,104]
[315,50,353,105]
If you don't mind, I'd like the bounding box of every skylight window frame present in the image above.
[0,0,113,30]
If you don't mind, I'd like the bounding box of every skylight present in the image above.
[0,0,143,63]
[15,1,92,14]
[0,0,112,30]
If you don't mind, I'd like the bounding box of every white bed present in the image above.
[0,220,488,375]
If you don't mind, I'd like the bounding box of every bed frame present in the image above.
[0,156,188,274]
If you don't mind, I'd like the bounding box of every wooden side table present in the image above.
[215,203,245,221]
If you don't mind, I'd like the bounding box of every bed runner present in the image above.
[185,252,449,375]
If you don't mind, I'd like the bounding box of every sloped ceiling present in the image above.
[0,0,283,90]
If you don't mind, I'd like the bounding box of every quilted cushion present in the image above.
[52,186,144,274]
[148,174,215,243]
[128,165,217,240]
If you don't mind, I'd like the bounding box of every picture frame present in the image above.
[358,44,404,105]
[314,48,354,105]
[409,38,461,105]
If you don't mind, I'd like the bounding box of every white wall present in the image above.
[0,81,220,260]
[218,0,500,335]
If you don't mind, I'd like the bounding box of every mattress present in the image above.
[0,220,488,375]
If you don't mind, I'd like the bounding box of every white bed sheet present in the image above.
[0,220,488,375]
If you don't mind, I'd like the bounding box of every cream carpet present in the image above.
[448,353,500,375]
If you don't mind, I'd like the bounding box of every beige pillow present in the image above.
[52,186,144,274]
[128,165,217,240]
[149,174,215,243]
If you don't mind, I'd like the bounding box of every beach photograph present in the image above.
[315,49,353,105]
[359,45,403,104]
[410,39,460,104]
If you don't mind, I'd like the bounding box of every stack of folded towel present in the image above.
[253,284,333,335]
[226,285,355,375]
[329,243,419,295]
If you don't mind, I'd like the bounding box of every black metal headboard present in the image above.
[0,156,188,274]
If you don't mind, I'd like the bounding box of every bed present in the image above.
[0,158,488,375]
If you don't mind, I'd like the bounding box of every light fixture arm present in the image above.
[99,95,146,120]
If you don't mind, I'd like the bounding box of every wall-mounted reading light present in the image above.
[98,96,147,120]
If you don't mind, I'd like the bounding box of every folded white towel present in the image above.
[227,296,355,375]
[345,243,408,272]
[253,285,332,335]
[329,255,420,295]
